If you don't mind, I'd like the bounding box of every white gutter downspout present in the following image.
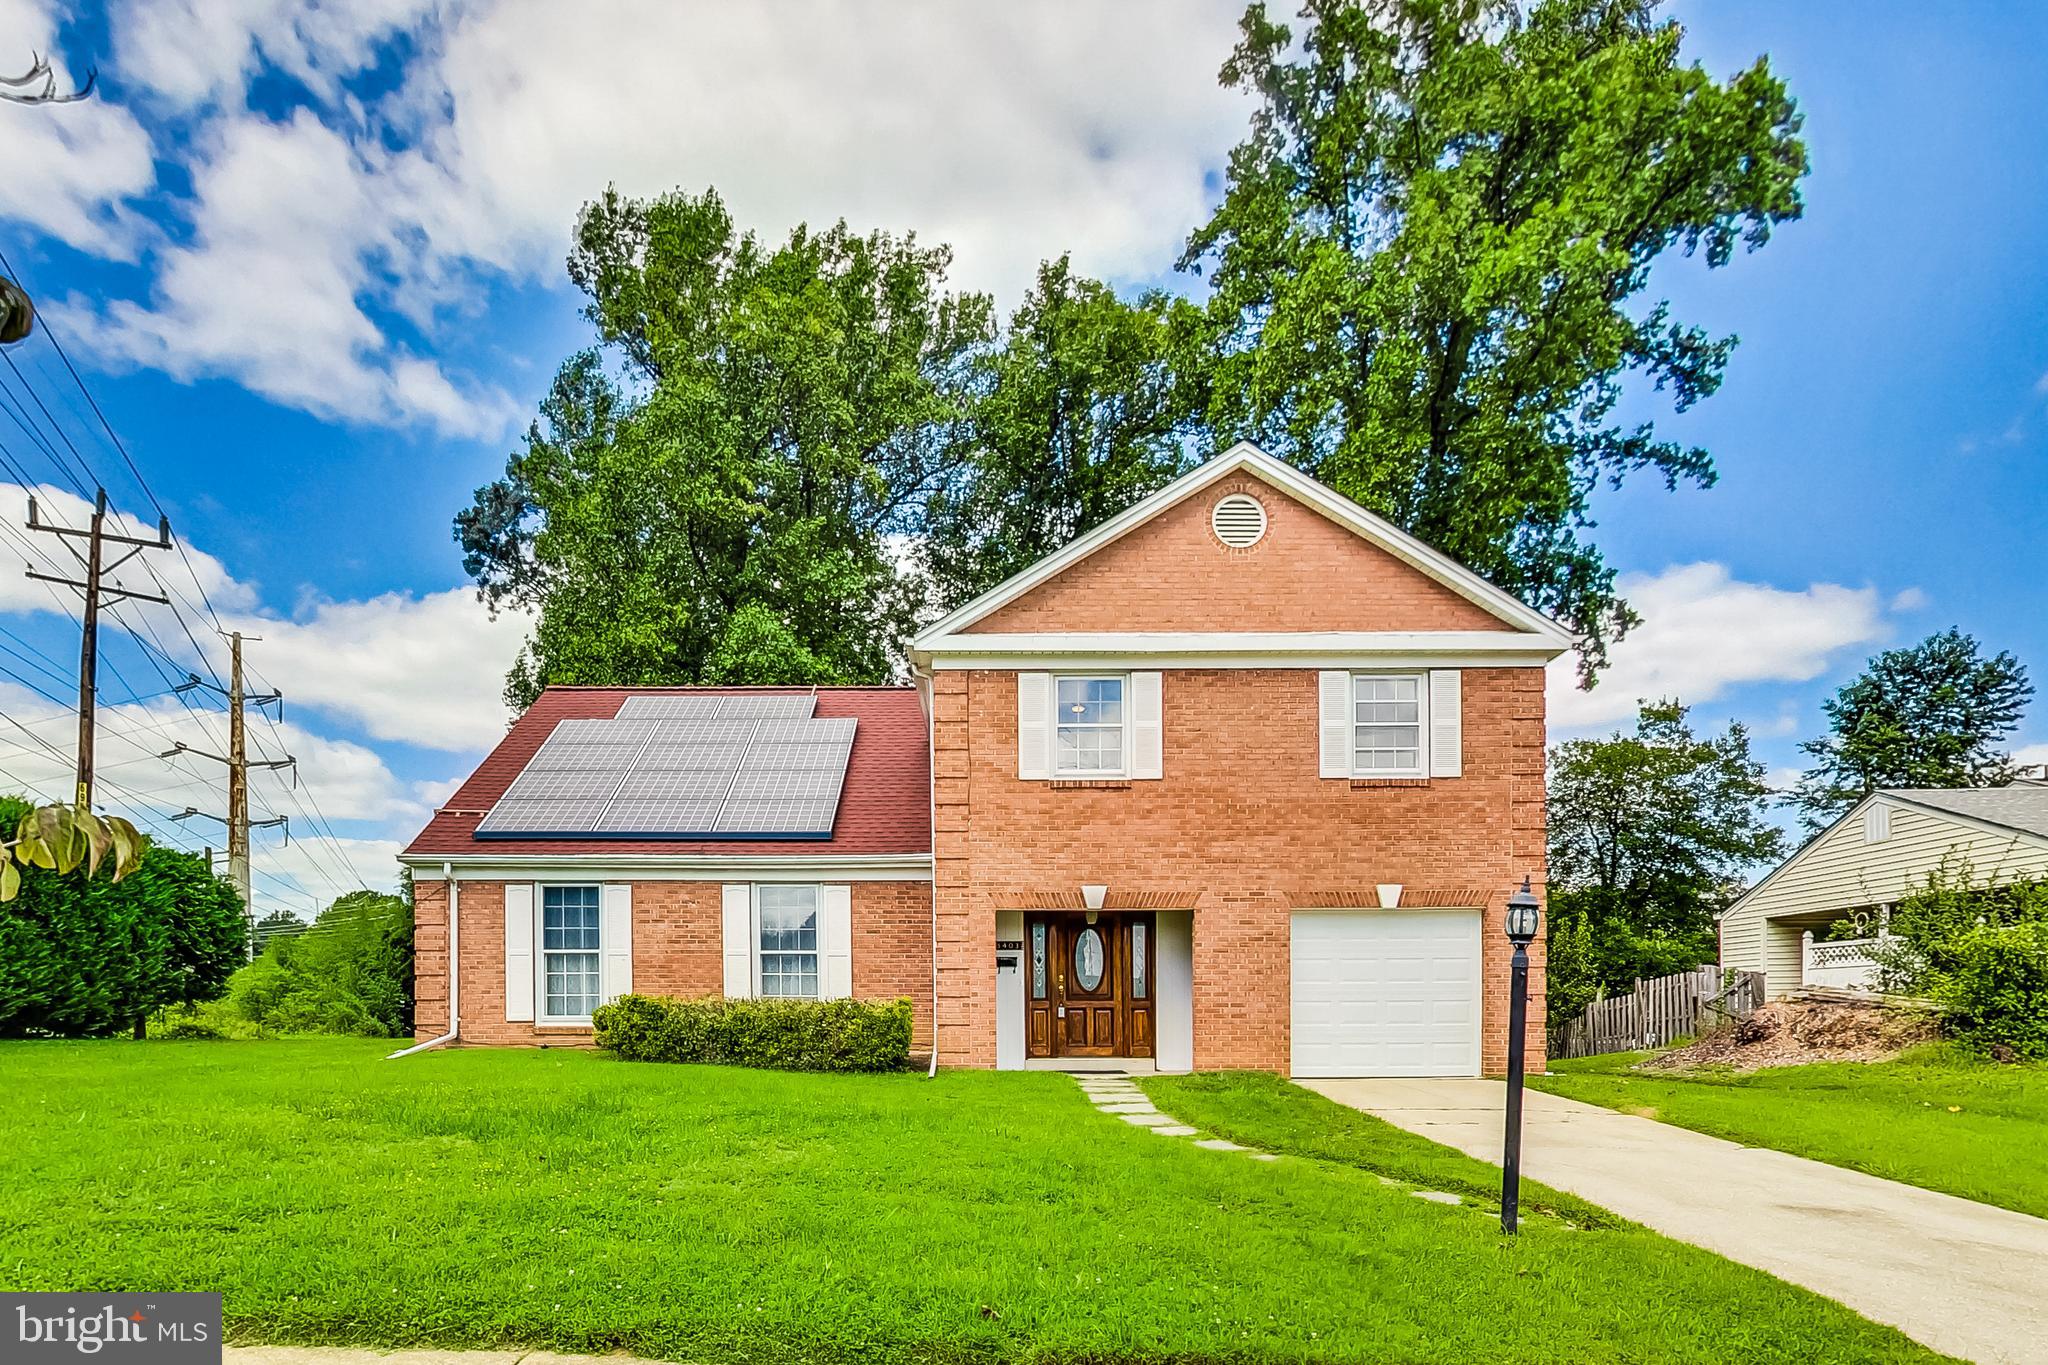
[387,859,459,1058]
[915,660,940,1079]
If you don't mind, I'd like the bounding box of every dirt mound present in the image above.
[1644,998,1940,1071]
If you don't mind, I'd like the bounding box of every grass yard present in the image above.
[1533,1045,2048,1219]
[0,1040,1938,1364]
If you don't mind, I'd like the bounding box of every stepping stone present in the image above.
[1250,1152,1280,1162]
[1410,1190,1461,1205]
[1194,1138,1248,1152]
[1094,1099,1154,1110]
[1151,1124,1199,1137]
[1120,1111,1172,1126]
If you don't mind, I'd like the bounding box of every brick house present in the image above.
[401,443,1567,1074]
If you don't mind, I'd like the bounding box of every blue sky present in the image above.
[0,0,2042,913]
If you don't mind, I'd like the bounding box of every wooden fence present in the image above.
[1550,967,1767,1060]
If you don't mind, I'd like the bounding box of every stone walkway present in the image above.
[1073,1073,1272,1156]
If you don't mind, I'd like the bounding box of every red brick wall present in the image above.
[962,473,1506,634]
[412,879,932,1050]
[930,666,1548,1074]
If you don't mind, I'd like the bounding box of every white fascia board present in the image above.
[912,443,1573,648]
[917,630,1562,671]
[398,852,933,882]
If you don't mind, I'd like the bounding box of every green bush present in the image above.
[156,1015,227,1041]
[0,796,245,1038]
[218,889,413,1038]
[1939,923,2048,1060]
[594,994,913,1072]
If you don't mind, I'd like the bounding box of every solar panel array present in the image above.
[475,694,857,840]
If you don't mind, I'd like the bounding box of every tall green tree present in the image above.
[921,257,1204,607]
[224,889,414,1037]
[1183,0,1807,677]
[0,796,243,1038]
[1546,701,1784,1021]
[459,187,994,707]
[1794,628,2034,829]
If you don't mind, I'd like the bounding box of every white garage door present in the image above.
[1290,910,1482,1077]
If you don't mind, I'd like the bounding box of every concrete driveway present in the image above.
[1306,1078,2048,1365]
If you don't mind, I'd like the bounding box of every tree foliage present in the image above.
[225,890,413,1038]
[458,187,994,707]
[0,799,145,901]
[1793,628,2034,829]
[1545,700,1784,1021]
[1182,0,1807,677]
[920,256,1204,608]
[0,797,242,1037]
[1865,863,2048,1059]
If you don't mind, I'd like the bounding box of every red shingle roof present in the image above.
[402,686,931,858]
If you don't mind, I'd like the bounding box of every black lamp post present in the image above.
[1500,876,1541,1234]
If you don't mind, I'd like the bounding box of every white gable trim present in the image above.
[1723,791,2048,928]
[911,443,1572,651]
[918,629,1558,669]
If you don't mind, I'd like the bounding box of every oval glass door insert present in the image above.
[1073,926,1105,991]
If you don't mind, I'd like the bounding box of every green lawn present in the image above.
[0,1040,1938,1363]
[1533,1046,2048,1219]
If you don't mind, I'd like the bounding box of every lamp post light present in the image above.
[1500,876,1542,1234]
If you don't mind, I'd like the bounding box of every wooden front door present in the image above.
[1023,913,1156,1060]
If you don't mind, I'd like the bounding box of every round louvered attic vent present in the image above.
[1211,493,1268,548]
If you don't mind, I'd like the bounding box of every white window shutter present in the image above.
[1017,672,1052,779]
[1429,669,1463,778]
[1130,671,1163,780]
[722,884,753,998]
[1318,671,1352,778]
[600,883,633,1004]
[503,883,535,1022]
[821,884,853,1000]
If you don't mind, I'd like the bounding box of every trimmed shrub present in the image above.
[594,994,913,1072]
[1939,923,2048,1060]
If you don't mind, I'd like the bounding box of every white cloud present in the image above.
[111,0,435,113]
[0,482,528,750]
[227,588,530,751]
[0,0,157,255]
[26,0,1250,433]
[1549,562,1897,732]
[52,112,520,439]
[2013,743,2048,774]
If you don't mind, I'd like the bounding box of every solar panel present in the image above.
[617,694,816,720]
[615,695,723,720]
[747,717,855,746]
[473,699,856,840]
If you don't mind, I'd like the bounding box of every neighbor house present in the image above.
[401,443,1570,1076]
[1719,784,2048,994]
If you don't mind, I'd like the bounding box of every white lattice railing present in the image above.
[1803,932,1879,990]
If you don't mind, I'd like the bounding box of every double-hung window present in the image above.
[1352,673,1425,777]
[1055,675,1126,776]
[757,884,820,999]
[540,884,602,1019]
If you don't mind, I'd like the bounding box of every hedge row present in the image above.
[592,993,914,1072]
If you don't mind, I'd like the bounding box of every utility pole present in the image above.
[25,488,171,808]
[168,632,291,957]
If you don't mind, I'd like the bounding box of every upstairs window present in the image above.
[1055,675,1126,776]
[1353,674,1424,777]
